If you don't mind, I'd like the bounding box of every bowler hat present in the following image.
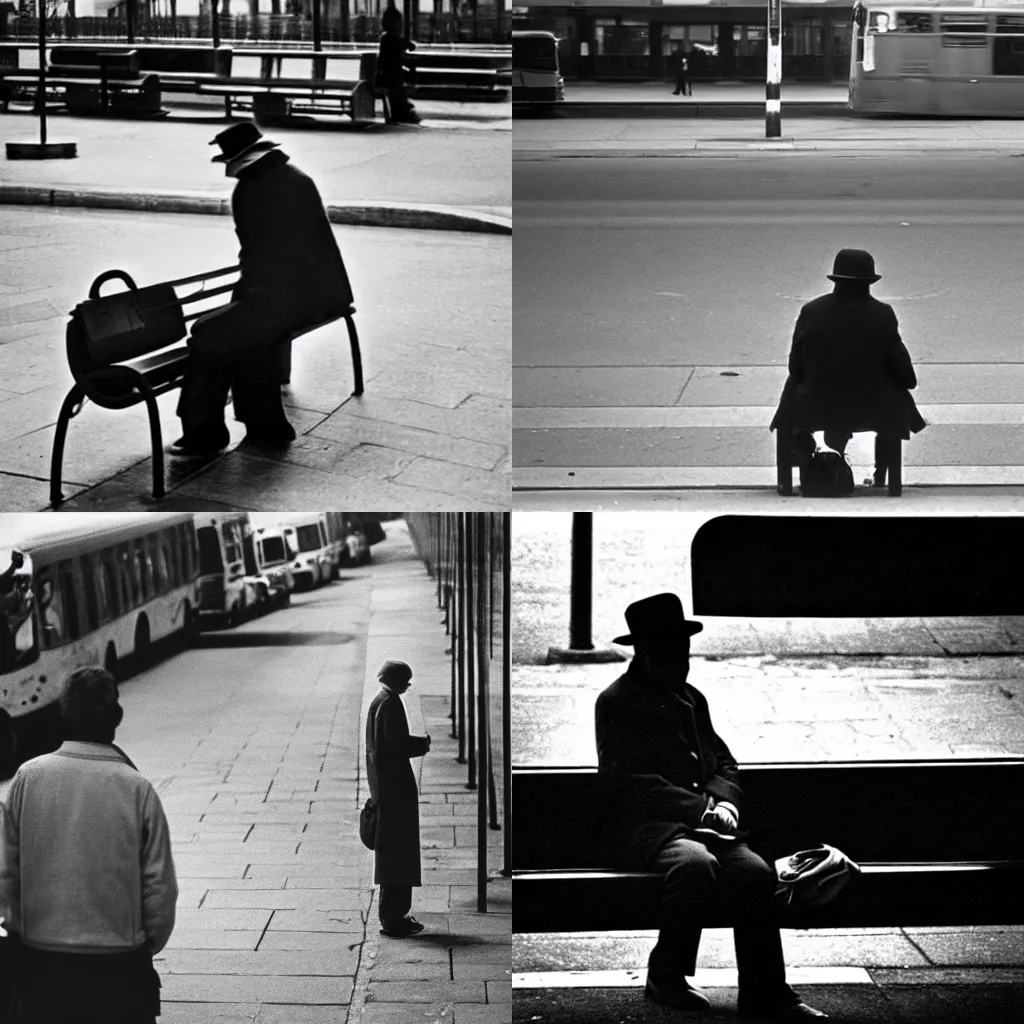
[827,248,881,283]
[612,592,703,647]
[209,122,280,164]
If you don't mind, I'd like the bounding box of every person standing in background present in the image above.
[365,660,431,937]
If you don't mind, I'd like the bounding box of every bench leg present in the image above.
[345,315,364,396]
[140,385,166,501]
[776,428,793,496]
[888,436,902,497]
[49,385,86,507]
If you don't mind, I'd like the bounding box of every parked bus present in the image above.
[193,513,252,626]
[1,513,200,756]
[850,1,1024,115]
[513,30,566,106]
[252,525,297,609]
[281,516,335,590]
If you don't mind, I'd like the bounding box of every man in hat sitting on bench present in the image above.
[595,593,827,1021]
[770,249,925,488]
[173,122,355,454]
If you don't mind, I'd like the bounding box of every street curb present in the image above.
[0,185,512,235]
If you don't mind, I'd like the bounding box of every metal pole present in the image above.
[766,0,782,138]
[476,512,489,912]
[456,514,466,761]
[212,0,221,50]
[312,0,321,51]
[569,512,594,651]
[502,510,511,877]
[466,513,477,791]
[36,0,46,146]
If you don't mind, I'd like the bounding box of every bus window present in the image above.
[153,538,169,595]
[135,540,152,603]
[995,16,1024,74]
[118,543,137,610]
[80,554,99,634]
[941,14,989,47]
[58,562,80,642]
[197,527,223,575]
[97,550,118,623]
[222,523,242,566]
[896,13,933,33]
[295,524,322,555]
[0,551,35,670]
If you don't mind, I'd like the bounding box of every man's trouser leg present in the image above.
[650,835,796,1006]
[379,884,413,929]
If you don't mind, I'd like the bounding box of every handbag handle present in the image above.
[88,269,138,301]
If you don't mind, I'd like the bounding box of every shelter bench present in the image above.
[513,761,1024,933]
[775,416,903,497]
[515,514,1024,935]
[51,265,363,506]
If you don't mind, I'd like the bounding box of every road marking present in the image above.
[513,466,1024,489]
[514,405,1024,429]
[513,967,874,989]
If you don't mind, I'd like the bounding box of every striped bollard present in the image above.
[766,0,782,139]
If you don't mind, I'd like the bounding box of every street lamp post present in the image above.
[766,0,782,138]
[4,0,77,159]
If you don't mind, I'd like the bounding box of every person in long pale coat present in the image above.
[365,660,431,937]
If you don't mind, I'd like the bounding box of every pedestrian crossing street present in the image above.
[513,365,1024,490]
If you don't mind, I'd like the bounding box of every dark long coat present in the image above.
[769,290,927,440]
[231,150,354,328]
[365,687,430,886]
[595,661,744,869]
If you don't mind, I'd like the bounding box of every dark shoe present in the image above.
[169,435,228,457]
[739,1001,828,1021]
[645,975,712,1011]
[380,916,425,938]
[241,427,296,448]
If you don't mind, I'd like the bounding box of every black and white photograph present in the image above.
[510,510,1024,1023]
[0,4,510,511]
[513,1,1024,499]
[0,511,511,1022]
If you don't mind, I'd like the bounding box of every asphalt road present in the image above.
[513,153,1024,486]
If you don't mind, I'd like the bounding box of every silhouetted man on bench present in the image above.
[595,593,827,1021]
[174,123,354,455]
[770,249,925,487]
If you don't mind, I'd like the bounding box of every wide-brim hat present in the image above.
[612,592,703,647]
[209,122,281,164]
[827,248,881,283]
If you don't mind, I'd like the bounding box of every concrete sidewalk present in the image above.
[525,79,848,119]
[513,111,1024,156]
[125,521,509,1024]
[0,114,511,230]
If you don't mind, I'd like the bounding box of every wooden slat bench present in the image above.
[51,265,363,506]
[197,49,378,123]
[513,761,1024,932]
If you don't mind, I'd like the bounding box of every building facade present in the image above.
[512,0,854,80]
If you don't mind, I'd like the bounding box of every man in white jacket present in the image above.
[0,666,177,1023]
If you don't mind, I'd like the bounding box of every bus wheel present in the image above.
[105,643,119,681]
[134,617,152,670]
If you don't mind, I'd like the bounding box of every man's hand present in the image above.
[702,799,739,835]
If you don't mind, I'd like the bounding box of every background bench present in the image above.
[51,265,362,506]
[514,514,1024,934]
[0,45,163,116]
[513,761,1024,932]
